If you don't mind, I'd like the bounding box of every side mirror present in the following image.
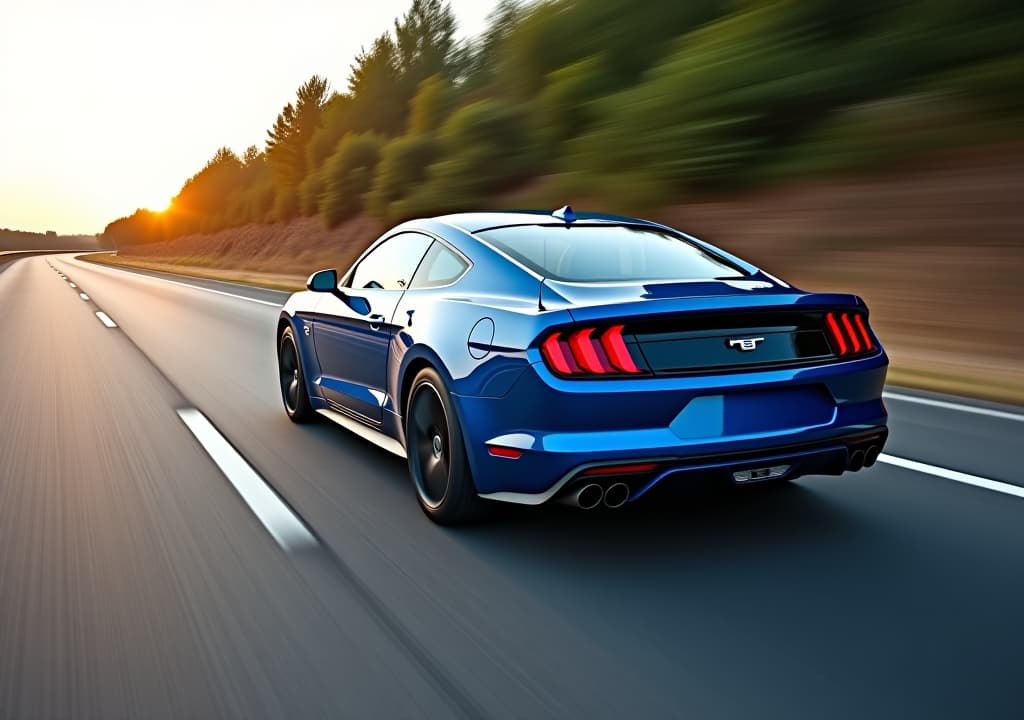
[307,269,338,292]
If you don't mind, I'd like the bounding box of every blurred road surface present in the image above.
[1,252,1022,719]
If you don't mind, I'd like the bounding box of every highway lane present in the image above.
[2,251,1023,718]
[0,256,466,718]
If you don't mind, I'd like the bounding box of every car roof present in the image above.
[433,210,660,234]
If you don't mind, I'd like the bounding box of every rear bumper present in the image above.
[454,350,889,503]
[558,427,887,503]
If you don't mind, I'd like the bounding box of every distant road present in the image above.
[1,252,1022,719]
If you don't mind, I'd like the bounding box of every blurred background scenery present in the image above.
[6,0,1024,400]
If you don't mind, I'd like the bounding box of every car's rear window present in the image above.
[475,224,745,283]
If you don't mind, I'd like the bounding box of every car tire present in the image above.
[405,367,484,525]
[278,325,317,423]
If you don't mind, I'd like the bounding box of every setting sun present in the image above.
[0,0,494,235]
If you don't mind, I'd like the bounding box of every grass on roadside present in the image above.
[886,366,1024,408]
[83,253,306,292]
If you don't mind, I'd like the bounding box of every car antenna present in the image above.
[551,205,575,224]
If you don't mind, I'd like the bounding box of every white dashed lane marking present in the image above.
[176,408,318,552]
[878,453,1024,500]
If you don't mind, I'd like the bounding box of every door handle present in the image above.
[368,313,386,330]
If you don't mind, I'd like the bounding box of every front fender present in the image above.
[278,310,326,409]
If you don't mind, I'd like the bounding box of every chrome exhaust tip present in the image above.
[864,445,880,467]
[603,482,630,509]
[559,483,603,510]
[848,449,865,472]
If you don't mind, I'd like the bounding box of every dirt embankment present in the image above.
[112,144,1024,401]
[112,214,384,285]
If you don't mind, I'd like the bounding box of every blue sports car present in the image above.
[277,207,888,524]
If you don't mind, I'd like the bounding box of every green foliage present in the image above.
[762,94,972,180]
[226,176,275,226]
[399,99,534,216]
[459,0,527,92]
[367,134,440,220]
[103,0,1024,249]
[273,186,300,223]
[554,0,724,88]
[320,133,385,228]
[168,147,244,235]
[494,0,723,102]
[438,99,532,164]
[348,34,407,135]
[266,76,331,188]
[928,53,1024,114]
[242,145,261,165]
[533,55,609,160]
[103,209,167,246]
[565,3,874,195]
[306,95,356,173]
[407,74,451,135]
[394,0,459,86]
[297,170,325,216]
[494,1,567,101]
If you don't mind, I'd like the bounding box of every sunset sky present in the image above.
[0,0,497,235]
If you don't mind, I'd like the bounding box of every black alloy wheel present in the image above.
[405,367,483,524]
[278,326,316,423]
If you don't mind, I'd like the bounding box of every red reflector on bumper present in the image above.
[488,446,523,459]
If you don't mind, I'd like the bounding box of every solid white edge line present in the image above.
[79,260,282,307]
[95,311,117,328]
[878,453,1024,500]
[176,408,318,551]
[145,274,283,307]
[883,391,1024,422]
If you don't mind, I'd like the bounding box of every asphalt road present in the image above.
[2,252,1022,719]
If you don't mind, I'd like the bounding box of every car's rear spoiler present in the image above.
[537,274,865,321]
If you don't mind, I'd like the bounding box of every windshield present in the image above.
[476,224,745,283]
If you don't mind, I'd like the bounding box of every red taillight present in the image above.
[600,325,641,373]
[825,313,848,355]
[826,311,875,357]
[488,446,523,459]
[568,327,612,374]
[841,314,861,353]
[540,332,574,375]
[541,325,645,377]
[581,462,658,476]
[853,314,874,350]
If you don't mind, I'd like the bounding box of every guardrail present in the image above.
[0,249,95,258]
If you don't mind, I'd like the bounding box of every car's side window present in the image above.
[409,241,469,289]
[348,232,432,291]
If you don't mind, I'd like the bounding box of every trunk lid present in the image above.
[539,276,870,375]
[541,275,864,323]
